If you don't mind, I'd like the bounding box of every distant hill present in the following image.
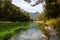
[29,12,39,20]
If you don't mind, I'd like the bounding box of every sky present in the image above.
[19,28,43,40]
[12,0,44,13]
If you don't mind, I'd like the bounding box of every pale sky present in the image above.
[12,0,44,13]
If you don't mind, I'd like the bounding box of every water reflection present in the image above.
[19,29,43,40]
[10,22,60,40]
[10,22,43,40]
[44,25,60,40]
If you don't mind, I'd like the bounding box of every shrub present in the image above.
[45,18,60,36]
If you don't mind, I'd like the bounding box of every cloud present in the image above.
[12,0,43,13]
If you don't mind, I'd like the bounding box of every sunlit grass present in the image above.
[0,22,29,40]
[45,18,60,37]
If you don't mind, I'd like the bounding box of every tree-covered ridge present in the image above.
[0,1,30,22]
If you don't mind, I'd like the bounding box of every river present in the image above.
[10,22,60,40]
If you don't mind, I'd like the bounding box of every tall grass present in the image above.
[45,18,60,37]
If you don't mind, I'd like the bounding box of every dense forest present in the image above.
[0,1,30,22]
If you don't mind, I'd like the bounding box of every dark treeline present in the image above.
[0,1,30,22]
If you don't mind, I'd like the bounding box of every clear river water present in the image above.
[10,22,60,40]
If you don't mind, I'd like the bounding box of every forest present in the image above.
[0,1,30,22]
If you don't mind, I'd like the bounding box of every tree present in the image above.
[44,0,60,36]
[0,1,30,22]
[45,0,60,19]
[38,12,47,21]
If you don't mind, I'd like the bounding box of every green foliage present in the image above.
[38,12,47,21]
[0,1,30,22]
[45,0,60,19]
[38,0,60,37]
[0,22,29,40]
[44,0,60,36]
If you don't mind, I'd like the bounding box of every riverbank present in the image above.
[38,16,60,39]
[0,22,29,40]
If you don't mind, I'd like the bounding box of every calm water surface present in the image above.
[10,22,60,40]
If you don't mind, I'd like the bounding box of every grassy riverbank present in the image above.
[38,18,60,37]
[0,22,29,40]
